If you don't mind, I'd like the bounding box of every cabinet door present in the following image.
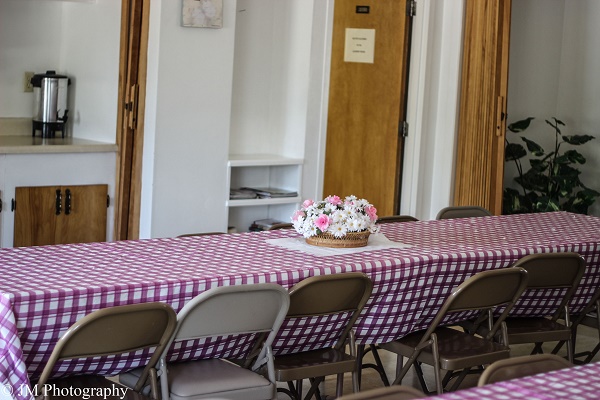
[14,186,61,247]
[13,185,108,247]
[55,185,108,245]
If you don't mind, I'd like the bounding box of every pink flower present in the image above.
[326,195,342,206]
[292,210,305,221]
[314,214,331,231]
[365,206,378,221]
[302,199,314,208]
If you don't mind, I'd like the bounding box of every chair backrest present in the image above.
[574,284,600,327]
[167,283,289,363]
[36,302,177,392]
[376,215,419,224]
[511,252,586,319]
[422,267,529,343]
[158,283,289,400]
[435,205,492,220]
[477,353,572,386]
[338,385,425,399]
[286,273,373,350]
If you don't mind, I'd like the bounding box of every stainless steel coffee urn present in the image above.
[31,70,70,138]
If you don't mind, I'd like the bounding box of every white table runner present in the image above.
[266,233,412,257]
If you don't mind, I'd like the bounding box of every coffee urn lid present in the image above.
[30,70,70,87]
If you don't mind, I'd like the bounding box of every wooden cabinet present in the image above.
[14,184,108,247]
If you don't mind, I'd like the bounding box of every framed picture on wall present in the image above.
[182,0,223,29]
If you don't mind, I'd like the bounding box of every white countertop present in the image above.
[0,135,117,154]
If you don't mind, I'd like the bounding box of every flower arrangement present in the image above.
[292,195,379,238]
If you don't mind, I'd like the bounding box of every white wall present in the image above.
[229,0,312,158]
[0,1,62,118]
[506,0,600,216]
[558,1,600,216]
[61,2,121,142]
[0,0,120,142]
[142,0,237,238]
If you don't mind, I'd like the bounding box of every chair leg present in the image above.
[336,373,344,397]
[448,368,470,392]
[304,377,324,400]
[351,368,360,394]
[413,362,430,394]
[359,344,390,387]
[277,382,300,400]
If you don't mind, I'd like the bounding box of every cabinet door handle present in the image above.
[65,189,71,215]
[55,189,62,215]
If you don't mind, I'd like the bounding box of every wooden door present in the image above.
[454,0,512,215]
[324,0,413,216]
[115,0,149,240]
[14,185,107,247]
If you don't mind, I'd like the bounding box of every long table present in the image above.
[428,361,600,399]
[1,211,600,400]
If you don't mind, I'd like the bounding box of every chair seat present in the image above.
[121,359,273,400]
[274,348,357,382]
[505,317,571,344]
[380,327,511,371]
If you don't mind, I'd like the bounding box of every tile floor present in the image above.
[283,324,600,399]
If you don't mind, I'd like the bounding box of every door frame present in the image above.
[115,0,149,240]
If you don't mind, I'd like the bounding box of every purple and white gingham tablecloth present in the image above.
[1,211,599,400]
[429,361,600,399]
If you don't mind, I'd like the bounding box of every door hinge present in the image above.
[107,195,110,208]
[128,84,139,130]
[11,198,16,212]
[407,0,416,17]
[400,120,409,138]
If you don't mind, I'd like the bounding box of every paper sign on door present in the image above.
[344,28,376,64]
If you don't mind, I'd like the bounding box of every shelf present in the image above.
[226,154,303,231]
[226,196,302,207]
[228,154,304,167]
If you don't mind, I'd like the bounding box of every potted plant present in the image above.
[503,117,599,214]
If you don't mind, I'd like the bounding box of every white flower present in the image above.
[291,195,378,238]
[330,223,348,238]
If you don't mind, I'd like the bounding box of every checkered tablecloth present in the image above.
[1,211,599,400]
[429,361,600,399]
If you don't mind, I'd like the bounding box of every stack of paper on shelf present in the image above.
[229,188,259,200]
[249,218,287,231]
[240,187,298,199]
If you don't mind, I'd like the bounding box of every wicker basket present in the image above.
[305,231,371,248]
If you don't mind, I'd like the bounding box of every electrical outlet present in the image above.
[24,71,34,92]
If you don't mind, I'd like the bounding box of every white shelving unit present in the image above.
[226,154,303,232]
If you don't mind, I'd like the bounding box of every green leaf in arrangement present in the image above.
[503,117,599,216]
[505,143,527,161]
[508,117,534,133]
[563,149,586,165]
[545,118,563,135]
[521,137,544,156]
[563,134,595,145]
